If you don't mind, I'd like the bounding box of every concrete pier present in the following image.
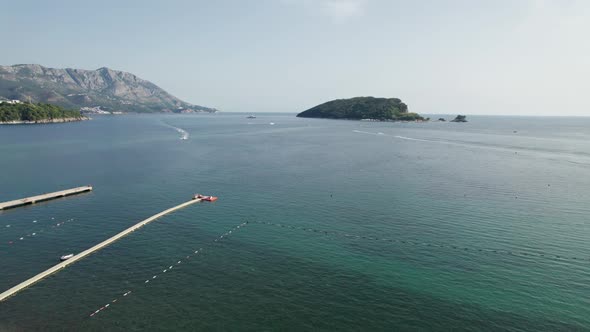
[0,197,204,302]
[0,186,93,210]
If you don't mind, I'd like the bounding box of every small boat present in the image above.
[194,194,218,202]
[60,254,74,261]
[247,115,256,119]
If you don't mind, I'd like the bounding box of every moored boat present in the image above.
[60,254,74,261]
[193,194,218,202]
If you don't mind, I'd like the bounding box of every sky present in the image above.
[1,0,589,115]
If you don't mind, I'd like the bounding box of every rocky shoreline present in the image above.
[0,117,89,125]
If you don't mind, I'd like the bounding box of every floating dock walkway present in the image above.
[0,196,206,302]
[0,186,93,210]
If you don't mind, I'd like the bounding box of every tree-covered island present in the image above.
[296,97,426,121]
[0,102,88,124]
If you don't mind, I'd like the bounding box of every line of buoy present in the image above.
[88,222,248,318]
[3,221,22,230]
[3,218,75,246]
[249,221,589,262]
[2,217,58,231]
[88,218,586,318]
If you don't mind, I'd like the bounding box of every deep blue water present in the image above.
[1,113,590,331]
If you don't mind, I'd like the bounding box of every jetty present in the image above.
[0,186,93,210]
[0,195,211,302]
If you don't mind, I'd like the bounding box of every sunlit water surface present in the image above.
[1,114,589,331]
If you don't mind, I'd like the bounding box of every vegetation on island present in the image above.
[451,115,467,122]
[296,97,425,121]
[0,102,86,122]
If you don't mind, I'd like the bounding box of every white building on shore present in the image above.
[0,99,23,104]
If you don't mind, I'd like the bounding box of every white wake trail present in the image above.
[353,130,432,142]
[393,135,432,143]
[173,127,189,140]
[353,130,383,136]
[163,122,190,140]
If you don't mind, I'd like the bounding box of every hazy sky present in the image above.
[1,0,589,115]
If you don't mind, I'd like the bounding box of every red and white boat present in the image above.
[194,194,218,202]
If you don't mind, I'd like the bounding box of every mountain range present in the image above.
[0,64,216,113]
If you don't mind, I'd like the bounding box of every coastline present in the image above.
[297,116,429,122]
[0,117,89,125]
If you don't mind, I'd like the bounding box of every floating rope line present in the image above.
[1,217,55,231]
[88,222,248,318]
[248,221,590,262]
[88,219,588,318]
[3,218,75,246]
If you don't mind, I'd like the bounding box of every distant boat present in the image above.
[247,115,256,119]
[60,254,74,261]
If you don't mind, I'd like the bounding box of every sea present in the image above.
[0,113,589,331]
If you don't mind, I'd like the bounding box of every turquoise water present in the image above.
[1,114,590,331]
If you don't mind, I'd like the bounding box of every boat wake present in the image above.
[174,127,189,140]
[353,129,590,167]
[353,130,432,142]
[393,135,432,143]
[353,129,380,136]
[163,122,189,140]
